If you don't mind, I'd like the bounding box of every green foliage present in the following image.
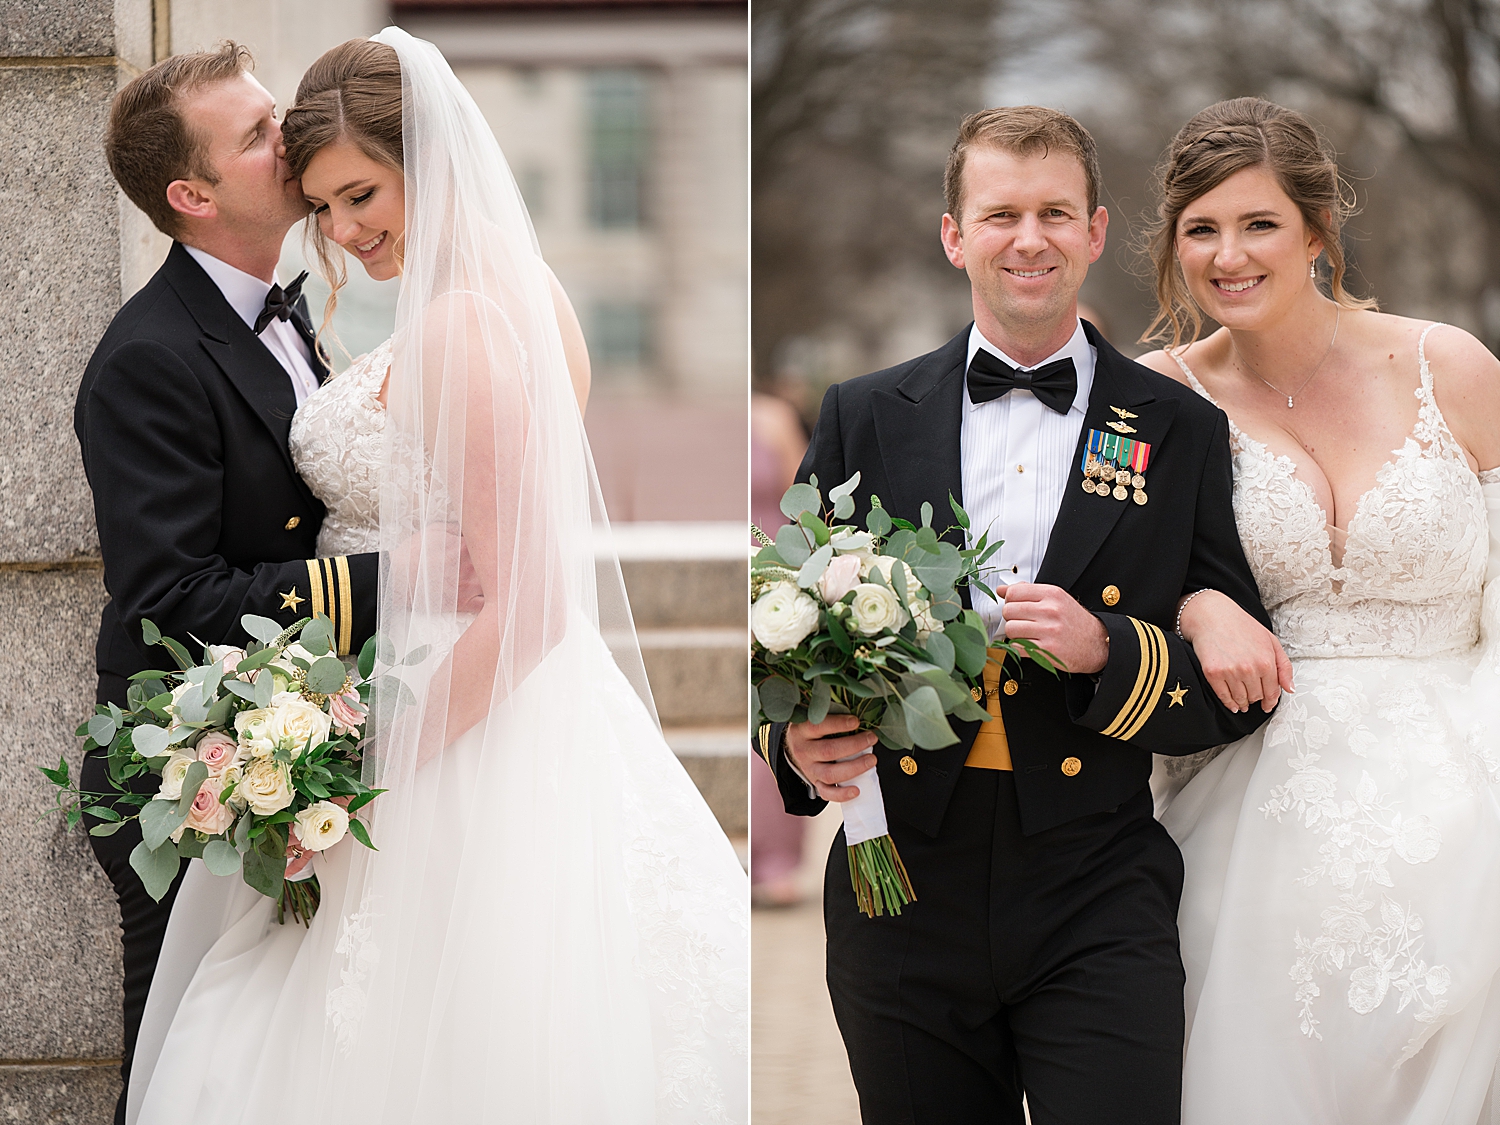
[129,839,181,902]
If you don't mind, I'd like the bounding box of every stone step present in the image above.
[605,521,748,629]
[638,626,747,728]
[665,726,748,839]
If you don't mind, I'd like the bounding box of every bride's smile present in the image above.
[298,141,406,281]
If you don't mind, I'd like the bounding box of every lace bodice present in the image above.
[1172,324,1497,659]
[289,339,391,555]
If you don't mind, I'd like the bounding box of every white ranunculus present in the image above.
[155,750,197,801]
[234,707,275,758]
[240,757,294,815]
[829,527,877,567]
[265,698,333,754]
[294,800,350,852]
[909,597,944,641]
[865,555,924,601]
[849,583,908,636]
[751,581,821,652]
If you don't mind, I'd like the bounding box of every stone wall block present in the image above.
[0,1064,121,1123]
[0,0,115,58]
[0,569,122,1061]
[0,65,119,563]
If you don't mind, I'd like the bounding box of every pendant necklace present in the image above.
[1232,306,1341,409]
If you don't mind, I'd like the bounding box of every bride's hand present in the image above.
[1176,589,1294,713]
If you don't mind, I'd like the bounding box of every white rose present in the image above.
[265,698,333,754]
[221,763,248,811]
[234,707,275,758]
[866,555,923,600]
[849,583,908,636]
[909,597,944,640]
[294,800,350,852]
[155,750,197,801]
[240,757,294,815]
[751,581,820,652]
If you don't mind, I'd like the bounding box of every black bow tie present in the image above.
[253,271,309,335]
[967,350,1078,415]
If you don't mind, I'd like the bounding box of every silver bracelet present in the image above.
[1175,589,1209,639]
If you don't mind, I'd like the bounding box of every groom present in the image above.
[759,107,1274,1123]
[75,45,380,1121]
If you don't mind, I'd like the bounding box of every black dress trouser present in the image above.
[84,673,187,1125]
[825,769,1186,1125]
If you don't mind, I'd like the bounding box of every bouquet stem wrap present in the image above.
[838,758,914,917]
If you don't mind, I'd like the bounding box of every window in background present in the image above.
[587,69,650,229]
[516,166,548,220]
[590,301,653,368]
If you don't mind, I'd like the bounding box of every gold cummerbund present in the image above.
[965,647,1013,771]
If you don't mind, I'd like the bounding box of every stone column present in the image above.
[0,1,160,1119]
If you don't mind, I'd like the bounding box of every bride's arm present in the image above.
[1176,589,1294,713]
[545,264,591,414]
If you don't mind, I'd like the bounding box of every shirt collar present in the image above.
[965,319,1094,415]
[183,245,280,333]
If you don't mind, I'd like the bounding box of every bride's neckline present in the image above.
[1167,324,1462,572]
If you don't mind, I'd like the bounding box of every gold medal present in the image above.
[1132,488,1148,505]
[1131,473,1145,489]
[1112,484,1128,501]
[1082,478,1097,494]
[1114,468,1131,484]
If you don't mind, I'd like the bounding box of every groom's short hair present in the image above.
[944,106,1102,225]
[106,41,255,237]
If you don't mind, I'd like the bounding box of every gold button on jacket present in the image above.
[1061,756,1082,777]
[284,516,301,530]
[1002,679,1019,696]
[899,755,918,775]
[1101,584,1120,606]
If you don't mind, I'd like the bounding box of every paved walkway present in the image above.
[752,808,861,1124]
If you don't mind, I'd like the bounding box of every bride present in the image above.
[1137,97,1500,1123]
[126,28,747,1124]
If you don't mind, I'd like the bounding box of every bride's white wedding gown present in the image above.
[127,340,749,1124]
[1160,324,1500,1124]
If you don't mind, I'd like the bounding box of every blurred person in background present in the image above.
[751,388,810,906]
[1139,97,1500,1125]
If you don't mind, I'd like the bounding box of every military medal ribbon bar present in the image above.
[1081,427,1152,505]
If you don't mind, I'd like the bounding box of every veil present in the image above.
[299,27,746,1121]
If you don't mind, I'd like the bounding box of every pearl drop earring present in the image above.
[1310,259,1317,278]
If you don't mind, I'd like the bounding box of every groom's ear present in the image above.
[1087,205,1109,264]
[166,178,217,223]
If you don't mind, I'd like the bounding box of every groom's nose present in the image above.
[1011,213,1048,255]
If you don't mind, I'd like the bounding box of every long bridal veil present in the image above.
[297,27,746,1122]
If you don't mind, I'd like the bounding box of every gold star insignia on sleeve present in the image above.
[279,588,305,611]
[1167,682,1188,707]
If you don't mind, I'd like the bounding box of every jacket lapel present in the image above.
[163,244,309,489]
[869,328,968,541]
[1036,321,1179,591]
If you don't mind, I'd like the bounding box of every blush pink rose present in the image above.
[196,730,243,776]
[182,776,234,836]
[817,553,863,604]
[328,692,368,737]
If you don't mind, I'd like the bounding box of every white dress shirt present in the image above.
[184,245,322,406]
[962,320,1094,641]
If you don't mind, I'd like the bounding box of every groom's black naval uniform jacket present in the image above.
[73,243,379,1123]
[757,321,1274,1125]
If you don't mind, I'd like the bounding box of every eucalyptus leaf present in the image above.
[89,820,128,837]
[910,542,965,592]
[175,833,206,859]
[949,494,971,530]
[774,523,812,568]
[945,621,989,677]
[757,676,800,723]
[204,694,236,729]
[921,630,955,674]
[224,679,258,702]
[901,685,959,750]
[833,494,855,520]
[301,615,335,656]
[176,691,210,725]
[402,645,432,667]
[796,544,834,590]
[233,812,252,853]
[140,798,189,851]
[779,482,821,522]
[929,593,963,622]
[87,715,117,746]
[921,501,934,529]
[750,682,761,727]
[241,614,284,644]
[865,502,892,538]
[141,619,162,646]
[878,696,913,750]
[131,724,173,758]
[828,471,861,505]
[129,839,182,902]
[254,669,274,709]
[203,838,243,876]
[176,761,209,817]
[241,842,283,899]
[306,656,349,695]
[808,676,832,725]
[358,635,378,680]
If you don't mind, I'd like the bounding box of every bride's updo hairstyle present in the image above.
[281,38,404,348]
[1143,97,1375,347]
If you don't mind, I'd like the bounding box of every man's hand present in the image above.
[999,583,1108,674]
[784,714,879,803]
[387,524,485,614]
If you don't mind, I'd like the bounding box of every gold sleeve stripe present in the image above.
[320,558,337,639]
[1117,623,1170,741]
[756,724,772,766]
[305,559,326,619]
[1102,618,1169,740]
[334,555,353,656]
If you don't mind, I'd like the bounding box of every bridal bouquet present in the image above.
[42,613,391,925]
[751,473,1057,918]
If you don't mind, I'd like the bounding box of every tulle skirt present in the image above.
[128,620,748,1124]
[1157,649,1500,1125]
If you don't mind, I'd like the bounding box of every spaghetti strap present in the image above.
[1417,322,1446,396]
[1166,346,1219,405]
